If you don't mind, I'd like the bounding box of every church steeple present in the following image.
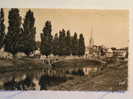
[89,27,94,48]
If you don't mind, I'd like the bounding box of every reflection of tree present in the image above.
[39,75,47,90]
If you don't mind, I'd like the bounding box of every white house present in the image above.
[106,48,113,57]
[33,48,41,56]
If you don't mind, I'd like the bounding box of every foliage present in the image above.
[52,33,59,55]
[17,10,37,55]
[4,8,22,55]
[0,8,5,48]
[40,21,52,56]
[65,30,72,55]
[78,33,85,56]
[71,32,79,56]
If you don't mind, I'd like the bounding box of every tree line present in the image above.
[0,8,85,57]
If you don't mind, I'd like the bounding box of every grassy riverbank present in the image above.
[49,61,128,91]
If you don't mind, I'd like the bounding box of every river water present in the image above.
[0,64,98,90]
[0,68,69,90]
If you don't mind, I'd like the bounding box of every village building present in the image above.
[112,47,128,59]
[111,47,128,56]
[106,48,113,58]
[33,48,41,57]
[117,48,128,58]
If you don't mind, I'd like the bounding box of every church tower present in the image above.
[89,27,94,48]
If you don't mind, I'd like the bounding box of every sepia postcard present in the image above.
[0,8,129,91]
[1,0,133,99]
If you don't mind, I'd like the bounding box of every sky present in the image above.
[3,8,129,48]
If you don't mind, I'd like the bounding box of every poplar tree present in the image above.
[52,33,59,55]
[58,29,66,56]
[18,10,36,55]
[40,21,52,57]
[0,8,5,48]
[78,33,85,56]
[71,32,79,56]
[65,30,71,55]
[5,8,22,56]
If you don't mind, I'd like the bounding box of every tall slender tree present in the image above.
[58,29,67,56]
[5,8,22,56]
[71,32,79,56]
[78,33,85,56]
[17,10,36,55]
[40,21,52,57]
[65,30,71,55]
[0,8,5,48]
[52,33,59,55]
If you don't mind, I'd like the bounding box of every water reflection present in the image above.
[1,69,68,90]
[0,67,95,90]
